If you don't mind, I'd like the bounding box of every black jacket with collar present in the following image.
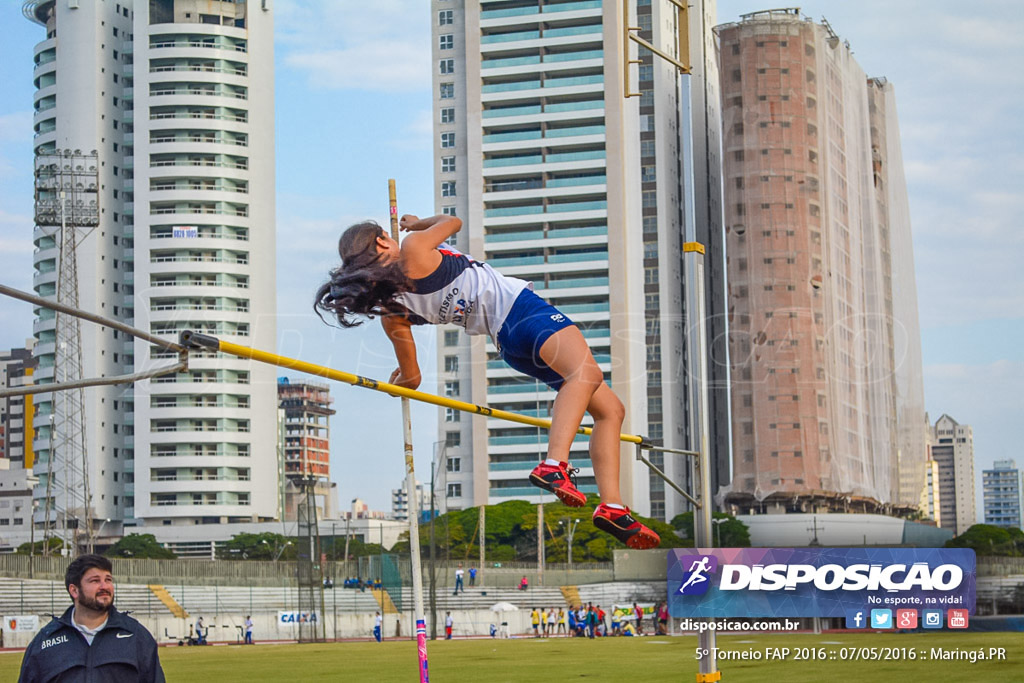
[18,605,165,683]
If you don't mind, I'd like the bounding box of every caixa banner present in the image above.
[667,548,976,618]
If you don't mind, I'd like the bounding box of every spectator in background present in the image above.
[657,601,669,635]
[556,607,567,636]
[468,566,477,587]
[195,616,207,645]
[373,611,382,643]
[445,612,454,640]
[633,603,643,635]
[596,605,606,636]
[18,554,164,683]
[244,615,254,645]
[453,565,464,595]
[568,607,577,636]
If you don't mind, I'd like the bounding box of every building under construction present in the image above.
[716,9,926,516]
[278,378,337,521]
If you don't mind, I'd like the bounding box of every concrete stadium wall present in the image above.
[0,608,536,650]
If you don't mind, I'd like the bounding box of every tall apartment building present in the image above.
[392,480,429,522]
[930,414,976,536]
[429,0,724,520]
[717,9,925,515]
[0,343,39,551]
[919,449,940,524]
[1,343,37,468]
[25,0,278,536]
[983,460,1022,529]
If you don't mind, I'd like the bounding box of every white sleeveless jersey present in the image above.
[396,244,530,340]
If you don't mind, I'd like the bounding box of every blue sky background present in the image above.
[0,1,1020,519]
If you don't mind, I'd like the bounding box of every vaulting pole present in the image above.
[389,179,429,683]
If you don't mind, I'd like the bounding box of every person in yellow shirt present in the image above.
[530,607,541,638]
[557,608,567,636]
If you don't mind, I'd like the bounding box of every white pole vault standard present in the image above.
[389,180,429,683]
[685,242,718,683]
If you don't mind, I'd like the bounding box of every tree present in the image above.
[670,511,751,547]
[410,500,691,563]
[105,534,176,559]
[16,537,64,555]
[945,524,1024,556]
[219,532,297,561]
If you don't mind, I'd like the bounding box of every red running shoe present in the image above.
[529,461,587,507]
[592,504,661,549]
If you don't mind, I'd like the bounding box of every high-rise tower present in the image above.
[717,9,925,515]
[430,0,725,519]
[26,0,278,533]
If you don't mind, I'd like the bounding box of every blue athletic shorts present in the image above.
[496,289,575,390]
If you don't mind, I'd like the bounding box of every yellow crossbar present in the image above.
[181,331,647,446]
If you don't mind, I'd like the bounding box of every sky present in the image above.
[0,1,1021,519]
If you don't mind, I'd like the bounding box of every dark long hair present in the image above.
[314,221,410,328]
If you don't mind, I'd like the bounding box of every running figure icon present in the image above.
[678,556,712,594]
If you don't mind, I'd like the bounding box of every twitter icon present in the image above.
[870,609,893,629]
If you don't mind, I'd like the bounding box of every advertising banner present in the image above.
[668,548,976,620]
[3,616,40,632]
[277,611,318,626]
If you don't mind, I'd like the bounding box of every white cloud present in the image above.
[276,0,430,92]
[386,108,434,152]
[284,43,431,92]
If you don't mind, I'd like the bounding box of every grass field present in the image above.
[2,632,1021,681]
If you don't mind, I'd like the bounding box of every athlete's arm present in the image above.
[381,314,422,390]
[398,214,463,279]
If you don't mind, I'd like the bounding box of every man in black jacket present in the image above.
[18,553,165,683]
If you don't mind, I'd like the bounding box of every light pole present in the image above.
[559,518,581,571]
[711,518,727,547]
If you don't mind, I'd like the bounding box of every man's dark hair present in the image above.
[65,553,113,591]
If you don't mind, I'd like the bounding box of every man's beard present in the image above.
[79,591,113,613]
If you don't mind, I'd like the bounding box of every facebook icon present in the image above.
[845,610,866,629]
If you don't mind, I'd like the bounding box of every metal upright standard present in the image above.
[389,180,430,683]
[685,242,718,683]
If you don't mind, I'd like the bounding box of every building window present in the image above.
[439,34,454,50]
[447,457,461,473]
[447,483,462,498]
[441,132,455,148]
[445,408,461,423]
[442,206,457,216]
[445,431,461,447]
[444,355,459,373]
[438,10,453,25]
[641,165,656,183]
[444,330,459,346]
[441,107,455,123]
[440,83,454,99]
[439,59,455,75]
[642,190,657,208]
[444,381,460,397]
[441,181,456,197]
[441,156,455,173]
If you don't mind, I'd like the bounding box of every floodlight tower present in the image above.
[33,149,99,554]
